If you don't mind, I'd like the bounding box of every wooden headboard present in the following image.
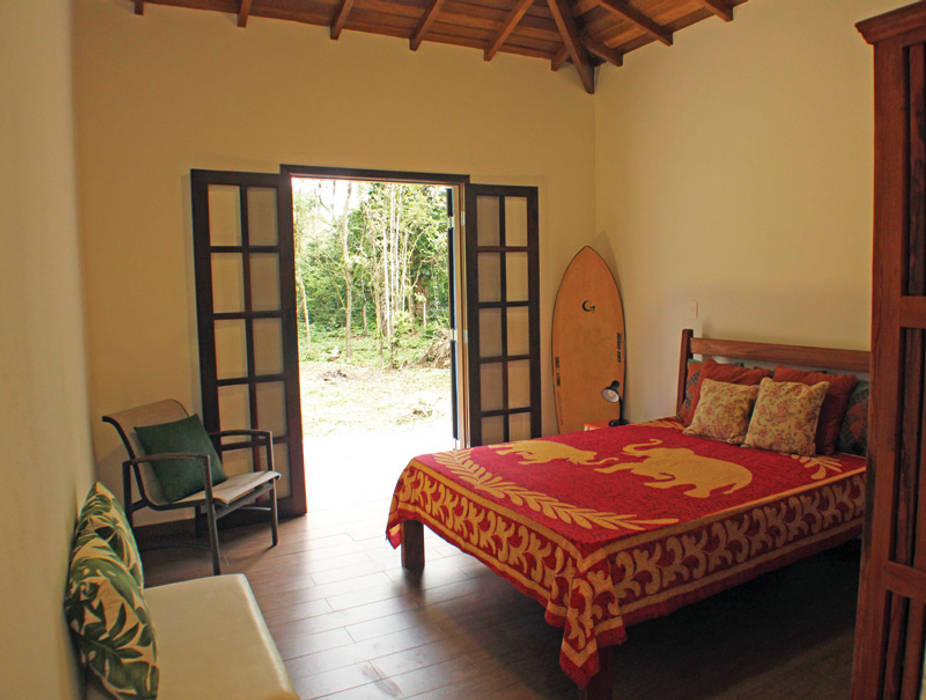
[676,328,871,415]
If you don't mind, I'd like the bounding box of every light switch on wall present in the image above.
[687,300,699,320]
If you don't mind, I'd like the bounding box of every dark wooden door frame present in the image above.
[280,164,469,186]
[279,165,471,447]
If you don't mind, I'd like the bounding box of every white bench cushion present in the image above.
[87,574,297,700]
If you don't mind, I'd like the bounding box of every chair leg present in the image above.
[122,464,134,530]
[193,505,202,539]
[206,504,221,575]
[270,480,279,547]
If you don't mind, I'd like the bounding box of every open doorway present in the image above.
[189,167,540,518]
[290,176,461,510]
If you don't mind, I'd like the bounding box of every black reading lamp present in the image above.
[601,380,628,427]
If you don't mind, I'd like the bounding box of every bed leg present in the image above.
[401,519,425,570]
[580,647,613,700]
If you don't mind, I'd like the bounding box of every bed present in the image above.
[385,330,869,697]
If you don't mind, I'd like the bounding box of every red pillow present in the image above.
[676,360,703,425]
[773,366,858,455]
[684,358,772,426]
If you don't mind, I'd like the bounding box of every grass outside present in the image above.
[299,360,452,437]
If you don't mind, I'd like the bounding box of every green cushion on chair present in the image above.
[134,414,228,503]
[76,482,144,588]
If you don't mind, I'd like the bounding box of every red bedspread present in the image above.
[386,419,866,687]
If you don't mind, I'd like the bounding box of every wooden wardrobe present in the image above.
[854,4,926,698]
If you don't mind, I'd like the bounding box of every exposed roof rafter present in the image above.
[701,0,733,22]
[237,0,252,27]
[128,0,750,92]
[485,0,536,62]
[596,0,672,46]
[330,0,353,39]
[410,0,446,51]
[584,37,623,67]
[546,0,595,93]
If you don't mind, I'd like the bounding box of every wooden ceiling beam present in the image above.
[546,0,595,93]
[596,0,672,46]
[237,0,252,27]
[410,0,446,50]
[551,45,570,71]
[134,0,144,14]
[584,37,623,66]
[700,0,733,22]
[485,0,535,61]
[330,0,354,39]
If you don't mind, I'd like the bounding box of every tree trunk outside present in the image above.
[340,181,353,361]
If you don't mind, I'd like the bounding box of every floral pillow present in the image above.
[683,359,771,426]
[64,530,158,699]
[683,379,760,444]
[76,482,143,588]
[744,378,830,456]
[773,365,857,455]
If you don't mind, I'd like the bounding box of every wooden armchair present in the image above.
[102,399,280,575]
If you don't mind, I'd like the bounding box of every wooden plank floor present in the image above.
[141,498,861,699]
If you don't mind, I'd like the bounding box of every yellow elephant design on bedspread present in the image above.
[493,440,615,466]
[594,439,753,497]
[491,438,753,498]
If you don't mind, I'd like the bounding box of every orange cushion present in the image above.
[683,358,772,426]
[743,378,829,456]
[773,365,858,455]
[683,379,760,444]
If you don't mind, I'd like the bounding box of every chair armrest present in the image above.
[208,430,275,472]
[210,429,272,439]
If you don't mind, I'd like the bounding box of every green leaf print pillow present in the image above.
[76,482,144,588]
[64,530,158,699]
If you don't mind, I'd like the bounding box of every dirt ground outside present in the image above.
[299,361,455,510]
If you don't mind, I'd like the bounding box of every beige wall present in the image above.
[75,0,902,511]
[0,2,94,697]
[73,0,597,515]
[593,0,900,421]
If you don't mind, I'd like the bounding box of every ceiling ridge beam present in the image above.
[485,0,536,61]
[330,0,354,39]
[584,36,623,66]
[546,0,595,93]
[596,0,672,46]
[237,0,252,27]
[701,0,733,22]
[411,0,447,50]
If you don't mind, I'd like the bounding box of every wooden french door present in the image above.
[465,184,541,446]
[191,169,538,502]
[191,169,306,516]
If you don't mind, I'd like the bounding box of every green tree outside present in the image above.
[292,179,451,369]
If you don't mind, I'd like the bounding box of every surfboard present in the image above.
[552,246,626,434]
